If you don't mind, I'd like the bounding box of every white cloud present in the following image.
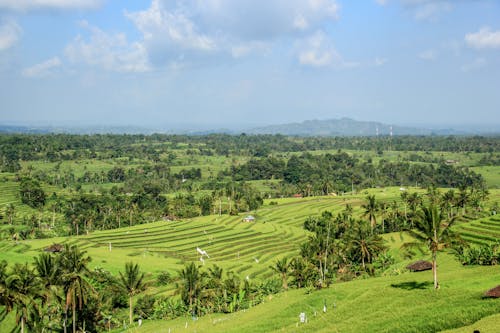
[461,57,486,72]
[374,57,388,66]
[22,56,61,77]
[375,0,388,5]
[293,14,309,30]
[297,30,356,68]
[418,49,436,60]
[126,0,216,53]
[0,0,103,11]
[65,21,149,73]
[414,3,451,20]
[231,41,270,58]
[0,18,21,51]
[122,0,341,66]
[465,27,500,49]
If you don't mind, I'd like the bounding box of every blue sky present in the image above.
[0,0,499,129]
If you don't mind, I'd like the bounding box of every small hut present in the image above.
[45,243,63,253]
[243,215,255,222]
[406,260,433,272]
[484,285,500,298]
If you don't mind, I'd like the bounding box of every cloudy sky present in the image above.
[0,0,499,129]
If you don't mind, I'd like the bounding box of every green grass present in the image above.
[117,253,499,333]
[471,166,500,189]
[1,188,499,332]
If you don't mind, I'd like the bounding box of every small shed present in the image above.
[243,215,256,222]
[406,260,433,272]
[484,285,500,298]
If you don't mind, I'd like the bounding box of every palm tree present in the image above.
[118,262,148,325]
[348,226,387,271]
[362,195,378,231]
[34,253,61,306]
[1,263,41,333]
[59,244,93,333]
[402,204,458,289]
[440,189,456,219]
[406,192,422,227]
[289,257,312,289]
[177,262,205,315]
[270,257,290,290]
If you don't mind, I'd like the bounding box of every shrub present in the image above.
[135,294,156,319]
[156,271,172,286]
[455,242,499,266]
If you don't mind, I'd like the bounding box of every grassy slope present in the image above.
[119,253,499,333]
[1,188,499,332]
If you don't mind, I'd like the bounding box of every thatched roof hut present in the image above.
[45,243,63,253]
[484,285,500,298]
[406,260,433,272]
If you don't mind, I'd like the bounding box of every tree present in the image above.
[19,178,46,208]
[59,245,93,333]
[362,195,378,231]
[402,204,458,289]
[177,262,205,315]
[348,224,387,271]
[33,253,61,306]
[270,257,290,290]
[118,262,148,325]
[0,263,41,333]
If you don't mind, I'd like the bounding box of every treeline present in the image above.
[231,152,485,195]
[2,133,500,169]
[4,177,264,238]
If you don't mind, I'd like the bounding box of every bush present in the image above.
[455,242,499,266]
[156,271,172,286]
[135,294,156,319]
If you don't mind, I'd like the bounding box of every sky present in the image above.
[0,0,499,130]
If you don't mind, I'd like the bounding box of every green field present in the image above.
[115,254,499,333]
[1,189,499,332]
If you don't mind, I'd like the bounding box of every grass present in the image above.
[117,253,499,333]
[471,166,500,189]
[1,187,499,332]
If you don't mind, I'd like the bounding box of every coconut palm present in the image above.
[34,253,61,304]
[270,257,290,290]
[406,192,422,227]
[1,263,41,333]
[348,223,387,271]
[59,244,93,333]
[289,257,313,289]
[402,204,458,289]
[177,262,205,315]
[362,195,378,231]
[118,262,148,325]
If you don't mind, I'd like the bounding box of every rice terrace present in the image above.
[1,1,500,332]
[0,133,499,333]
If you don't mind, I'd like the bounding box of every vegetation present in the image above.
[0,133,499,331]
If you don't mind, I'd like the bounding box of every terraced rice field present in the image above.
[454,215,500,245]
[1,196,368,281]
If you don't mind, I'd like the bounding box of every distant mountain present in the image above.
[2,119,492,136]
[0,125,51,134]
[248,118,465,136]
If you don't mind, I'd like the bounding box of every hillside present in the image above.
[1,189,499,333]
[248,118,462,136]
[119,253,499,333]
